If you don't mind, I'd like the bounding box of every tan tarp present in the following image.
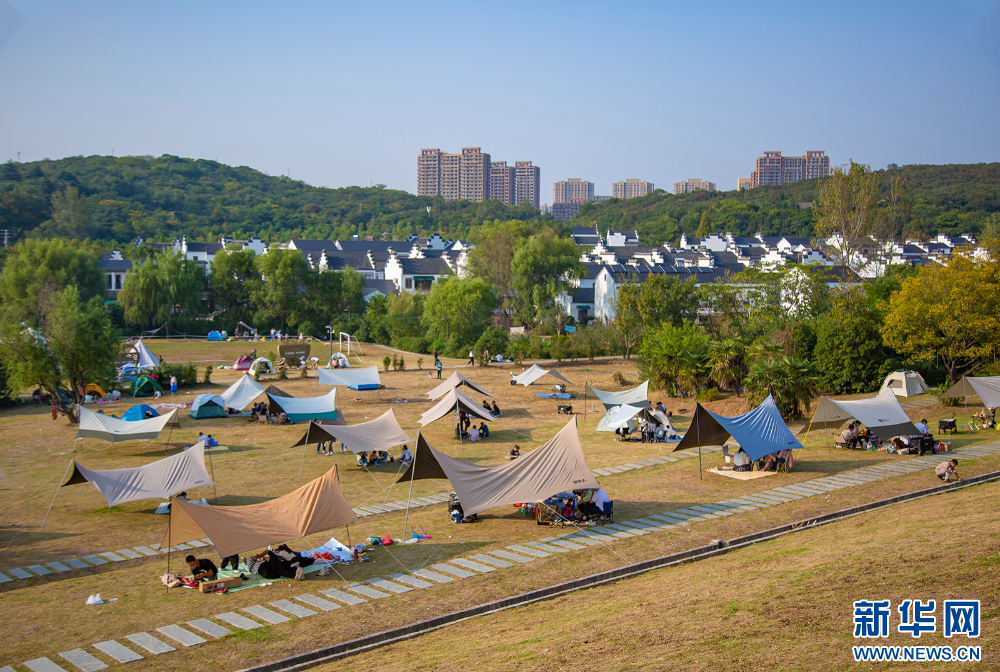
[427,371,493,400]
[77,407,179,443]
[511,364,573,387]
[160,465,357,557]
[940,376,1000,408]
[396,417,599,517]
[63,444,214,508]
[291,409,413,454]
[799,388,919,438]
[418,387,495,426]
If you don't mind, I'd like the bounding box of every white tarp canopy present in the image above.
[879,371,930,398]
[219,374,266,411]
[317,367,381,387]
[292,409,413,454]
[427,371,493,400]
[129,340,160,370]
[62,444,214,507]
[511,364,573,387]
[419,387,495,426]
[800,388,919,438]
[268,388,338,423]
[940,376,1000,408]
[595,404,646,432]
[585,380,650,410]
[77,406,179,443]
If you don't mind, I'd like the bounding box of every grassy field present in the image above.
[0,338,996,670]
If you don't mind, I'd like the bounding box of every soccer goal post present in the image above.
[339,332,365,359]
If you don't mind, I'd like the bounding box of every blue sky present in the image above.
[1,1,998,199]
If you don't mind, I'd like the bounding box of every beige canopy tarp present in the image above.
[511,364,573,387]
[77,406,179,443]
[799,388,919,439]
[940,376,1000,408]
[63,444,214,508]
[291,409,413,454]
[396,417,599,517]
[419,387,495,426]
[427,371,493,400]
[160,465,357,557]
[584,380,650,410]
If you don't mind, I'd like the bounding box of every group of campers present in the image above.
[455,408,495,441]
[357,445,413,467]
[614,401,679,443]
[540,487,612,526]
[731,447,796,472]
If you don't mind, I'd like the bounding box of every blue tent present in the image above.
[207,331,223,341]
[122,404,160,422]
[672,395,804,461]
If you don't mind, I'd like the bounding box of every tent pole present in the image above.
[162,423,174,453]
[456,399,462,446]
[346,525,351,548]
[166,504,171,591]
[39,460,74,532]
[697,404,703,481]
[206,444,218,504]
[402,432,418,538]
[297,421,312,481]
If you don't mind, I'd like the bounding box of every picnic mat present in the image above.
[707,467,776,481]
[210,537,352,592]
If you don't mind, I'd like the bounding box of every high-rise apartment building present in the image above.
[417,147,491,202]
[514,161,540,209]
[673,178,716,194]
[612,179,655,199]
[737,178,752,191]
[490,161,515,205]
[749,151,829,188]
[553,178,595,204]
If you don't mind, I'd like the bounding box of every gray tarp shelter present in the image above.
[291,409,413,455]
[427,371,493,400]
[799,388,919,439]
[62,444,215,508]
[395,416,599,517]
[673,395,805,464]
[940,376,1000,408]
[419,387,495,426]
[511,364,573,387]
[584,380,650,410]
[77,407,180,443]
[317,366,382,387]
[220,374,265,411]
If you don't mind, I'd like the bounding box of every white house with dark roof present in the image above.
[99,250,133,299]
[384,249,452,292]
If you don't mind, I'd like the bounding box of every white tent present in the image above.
[219,374,265,411]
[879,371,930,398]
[595,404,646,432]
[511,364,573,387]
[939,376,1000,408]
[801,388,919,438]
[419,388,495,426]
[249,358,275,376]
[268,388,338,423]
[317,366,381,388]
[292,409,413,455]
[129,340,160,370]
[62,444,214,507]
[328,352,351,368]
[77,407,179,443]
[585,380,650,410]
[427,371,493,400]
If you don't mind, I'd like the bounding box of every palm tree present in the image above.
[707,338,746,395]
[744,355,817,420]
[677,348,708,398]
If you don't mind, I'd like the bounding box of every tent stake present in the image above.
[39,460,74,532]
[297,421,312,481]
[402,432,418,538]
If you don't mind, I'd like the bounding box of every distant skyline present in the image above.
[1,1,998,199]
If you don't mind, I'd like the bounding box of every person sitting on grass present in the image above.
[935,459,960,482]
[574,489,600,525]
[732,447,752,472]
[490,401,501,417]
[400,445,413,464]
[479,421,489,439]
[841,422,859,449]
[243,550,304,581]
[378,450,394,464]
[469,425,480,442]
[369,451,385,466]
[206,435,218,447]
[185,554,218,582]
[508,445,520,460]
[356,451,369,467]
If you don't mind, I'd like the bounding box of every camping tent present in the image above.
[122,404,159,422]
[268,388,338,423]
[190,394,226,419]
[396,417,599,517]
[130,376,162,398]
[232,355,254,370]
[119,363,138,381]
[584,380,650,410]
[879,371,930,398]
[84,383,105,399]
[427,371,493,400]
[291,409,412,454]
[159,465,357,557]
[249,358,275,376]
[328,352,351,368]
[264,384,291,398]
[940,376,1000,408]
[63,444,214,508]
[418,387,495,426]
[511,364,573,387]
[800,388,919,439]
[673,395,804,461]
[207,330,223,341]
[129,340,160,370]
[219,374,265,411]
[595,404,655,432]
[317,366,381,389]
[77,407,179,443]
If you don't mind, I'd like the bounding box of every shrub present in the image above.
[266,350,277,362]
[297,365,309,378]
[937,384,963,407]
[383,356,391,371]
[612,371,630,387]
[550,335,571,362]
[699,387,722,402]
[151,363,198,388]
[203,365,213,385]
[277,368,288,380]
[416,357,423,370]
[392,354,399,370]
[390,336,432,354]
[474,328,510,366]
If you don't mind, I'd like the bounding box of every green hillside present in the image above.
[0,154,547,246]
[572,162,1000,245]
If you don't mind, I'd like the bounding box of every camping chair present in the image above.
[722,445,732,464]
[598,500,614,525]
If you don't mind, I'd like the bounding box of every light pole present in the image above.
[344,308,351,331]
[442,318,449,341]
[326,325,333,363]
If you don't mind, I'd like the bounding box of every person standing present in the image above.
[169,374,178,395]
[468,349,474,365]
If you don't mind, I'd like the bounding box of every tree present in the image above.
[881,255,1000,384]
[638,321,711,394]
[209,248,258,328]
[464,219,529,314]
[696,211,712,237]
[869,175,913,276]
[0,286,120,423]
[510,229,583,327]
[744,356,817,420]
[250,249,311,331]
[0,238,104,325]
[613,273,700,359]
[118,250,206,327]
[421,276,497,349]
[707,338,746,394]
[814,160,881,270]
[44,187,92,239]
[813,288,897,394]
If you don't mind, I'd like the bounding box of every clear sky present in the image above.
[1,1,998,199]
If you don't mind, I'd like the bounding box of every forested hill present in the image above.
[0,155,997,248]
[0,154,547,247]
[572,162,1000,245]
